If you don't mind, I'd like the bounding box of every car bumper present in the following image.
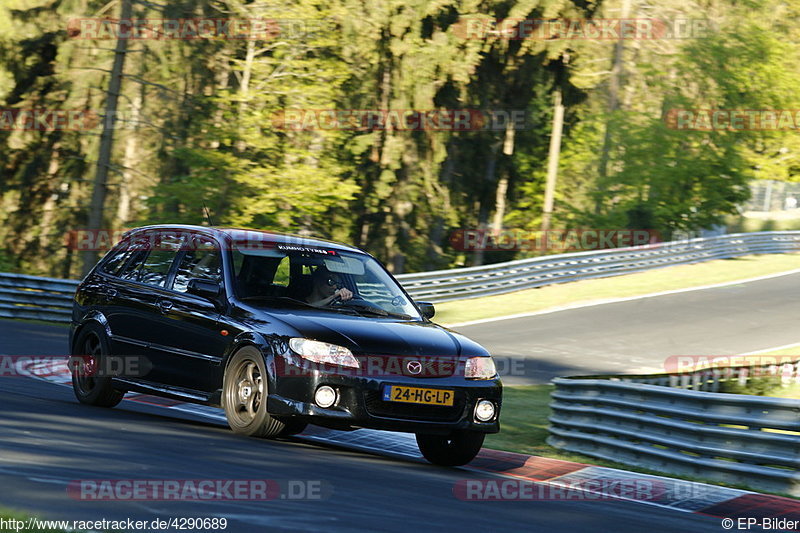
[267,371,502,434]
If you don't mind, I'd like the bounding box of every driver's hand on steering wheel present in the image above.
[334,287,354,302]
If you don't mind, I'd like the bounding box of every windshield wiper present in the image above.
[276,297,361,315]
[383,311,414,320]
[344,302,412,320]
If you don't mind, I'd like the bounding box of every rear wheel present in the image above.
[71,325,124,408]
[223,347,285,438]
[416,431,485,466]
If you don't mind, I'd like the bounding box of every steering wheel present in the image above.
[331,294,367,307]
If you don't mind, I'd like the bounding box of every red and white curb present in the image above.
[23,360,800,526]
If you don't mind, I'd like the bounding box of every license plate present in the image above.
[382,385,455,406]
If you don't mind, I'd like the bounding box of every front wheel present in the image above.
[223,347,285,438]
[416,431,485,466]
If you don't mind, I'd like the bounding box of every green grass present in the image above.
[725,343,800,399]
[720,378,800,399]
[756,343,800,357]
[436,253,800,325]
[764,385,800,399]
[485,385,798,497]
[485,385,562,458]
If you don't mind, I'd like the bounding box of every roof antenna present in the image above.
[202,203,215,227]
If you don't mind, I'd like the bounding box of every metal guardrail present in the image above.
[0,230,798,322]
[396,231,800,302]
[0,273,78,324]
[548,364,800,496]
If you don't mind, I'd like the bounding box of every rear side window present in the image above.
[99,239,133,276]
[173,236,222,293]
[116,233,183,287]
[118,247,149,282]
[139,235,183,287]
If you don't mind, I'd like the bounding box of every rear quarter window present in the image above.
[116,232,183,287]
[99,240,133,276]
[138,235,183,287]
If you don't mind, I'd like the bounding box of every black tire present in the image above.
[277,418,308,437]
[416,431,485,466]
[71,324,124,408]
[223,347,285,438]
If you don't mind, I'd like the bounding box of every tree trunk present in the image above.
[235,40,255,154]
[596,0,632,214]
[82,0,132,275]
[425,139,457,270]
[491,120,516,234]
[473,140,499,266]
[542,88,564,232]
[116,91,142,225]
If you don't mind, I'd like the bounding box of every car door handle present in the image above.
[158,300,174,313]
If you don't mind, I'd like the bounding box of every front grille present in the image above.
[356,356,459,379]
[363,390,465,422]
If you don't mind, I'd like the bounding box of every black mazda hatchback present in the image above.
[71,225,502,465]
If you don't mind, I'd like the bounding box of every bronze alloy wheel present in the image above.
[223,347,285,438]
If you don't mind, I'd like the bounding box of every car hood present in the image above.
[243,306,489,358]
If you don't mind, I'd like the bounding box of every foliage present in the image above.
[1,0,799,276]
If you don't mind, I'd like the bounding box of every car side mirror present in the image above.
[417,301,435,319]
[187,278,221,300]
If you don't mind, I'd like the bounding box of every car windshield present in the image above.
[231,243,422,321]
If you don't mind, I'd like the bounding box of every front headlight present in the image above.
[465,356,497,380]
[289,338,360,369]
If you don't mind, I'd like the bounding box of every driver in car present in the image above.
[306,266,353,307]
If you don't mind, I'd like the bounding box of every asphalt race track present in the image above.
[0,271,797,531]
[457,270,800,383]
[0,376,726,533]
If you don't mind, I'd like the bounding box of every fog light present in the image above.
[475,400,496,422]
[315,386,337,408]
